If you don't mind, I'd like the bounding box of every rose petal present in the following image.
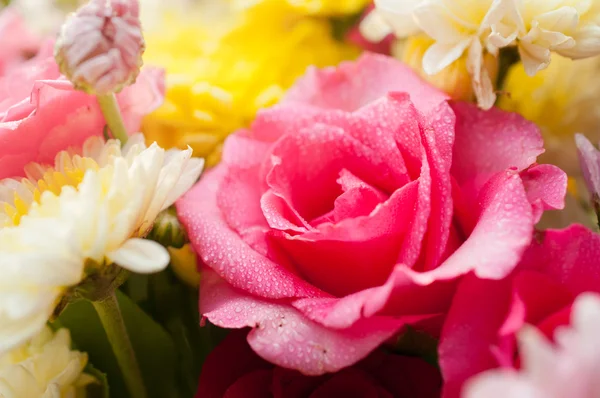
[520,164,567,223]
[450,102,544,196]
[284,53,448,115]
[178,166,323,299]
[200,272,406,375]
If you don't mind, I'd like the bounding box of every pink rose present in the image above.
[0,40,164,180]
[439,225,600,398]
[177,54,566,374]
[197,330,441,398]
[0,8,41,76]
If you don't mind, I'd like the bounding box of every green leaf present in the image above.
[56,291,178,398]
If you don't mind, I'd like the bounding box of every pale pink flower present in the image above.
[0,40,164,180]
[55,0,144,95]
[0,8,41,76]
[465,292,600,398]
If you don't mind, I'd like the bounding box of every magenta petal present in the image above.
[451,102,544,195]
[438,275,513,398]
[178,166,323,299]
[520,164,567,223]
[520,224,600,295]
[200,272,406,375]
[284,53,448,115]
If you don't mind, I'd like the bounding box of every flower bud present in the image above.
[147,207,187,249]
[54,0,145,95]
[397,35,498,102]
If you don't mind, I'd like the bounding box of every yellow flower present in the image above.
[142,2,360,166]
[168,244,201,288]
[499,55,600,174]
[0,326,95,397]
[0,134,203,353]
[230,0,370,16]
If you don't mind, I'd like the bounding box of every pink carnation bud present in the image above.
[54,0,145,95]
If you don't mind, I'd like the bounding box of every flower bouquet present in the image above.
[1,0,600,397]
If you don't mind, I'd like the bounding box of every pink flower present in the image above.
[465,292,600,398]
[55,0,145,95]
[196,330,441,398]
[177,54,566,374]
[439,225,600,398]
[0,8,41,76]
[0,40,164,180]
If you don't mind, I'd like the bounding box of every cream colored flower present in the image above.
[365,0,600,109]
[489,1,600,75]
[0,326,95,398]
[0,134,203,353]
[465,293,600,398]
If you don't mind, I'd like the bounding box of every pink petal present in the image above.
[200,272,406,375]
[177,166,323,299]
[0,64,164,179]
[293,264,454,330]
[0,8,41,76]
[520,164,567,223]
[519,225,600,295]
[417,102,455,270]
[438,275,514,398]
[450,102,544,196]
[275,181,418,297]
[410,170,534,283]
[284,53,448,115]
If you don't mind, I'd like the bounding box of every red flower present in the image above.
[197,330,441,398]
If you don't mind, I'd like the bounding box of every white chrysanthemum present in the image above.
[365,0,600,109]
[465,293,600,398]
[0,134,204,353]
[0,326,95,398]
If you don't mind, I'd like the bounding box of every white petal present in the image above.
[422,39,471,75]
[557,24,600,58]
[359,10,394,42]
[162,156,204,210]
[467,40,496,110]
[518,41,551,76]
[107,238,169,274]
[373,0,422,37]
[536,6,579,34]
[414,2,466,42]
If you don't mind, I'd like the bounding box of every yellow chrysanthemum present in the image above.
[142,2,360,166]
[499,55,600,174]
[231,0,370,16]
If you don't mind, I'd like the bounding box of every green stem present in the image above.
[97,93,129,144]
[92,291,147,398]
